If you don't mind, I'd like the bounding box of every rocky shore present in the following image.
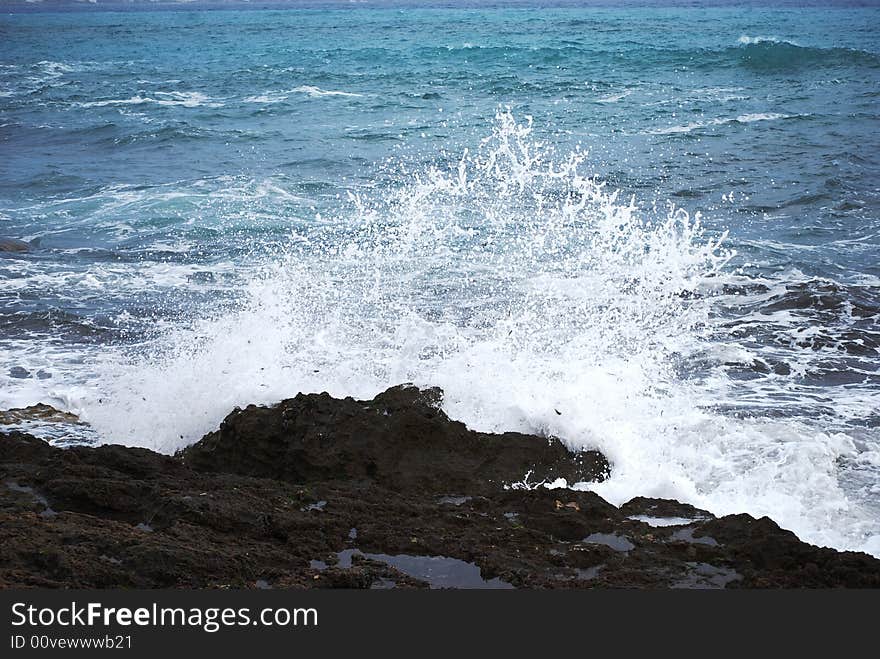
[2,385,878,588]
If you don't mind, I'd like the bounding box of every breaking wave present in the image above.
[62,111,879,557]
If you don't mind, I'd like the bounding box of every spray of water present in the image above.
[80,111,878,555]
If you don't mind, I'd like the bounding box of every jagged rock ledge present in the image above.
[1,385,878,589]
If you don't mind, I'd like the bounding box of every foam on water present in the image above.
[78,91,222,108]
[49,111,877,557]
[292,86,364,99]
[243,86,364,104]
[646,112,794,135]
[737,35,796,46]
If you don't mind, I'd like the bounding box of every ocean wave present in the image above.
[4,89,879,557]
[78,91,223,109]
[605,37,880,73]
[646,112,794,136]
[30,111,865,557]
[596,90,632,104]
[737,35,797,46]
[243,86,364,104]
[243,91,291,104]
[0,61,73,98]
[75,110,731,455]
[292,85,364,99]
[397,38,880,73]
[33,60,76,76]
[733,36,880,71]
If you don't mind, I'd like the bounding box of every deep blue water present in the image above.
[1,3,879,554]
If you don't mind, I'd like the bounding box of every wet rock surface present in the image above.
[182,385,610,494]
[0,238,30,253]
[2,385,879,589]
[0,404,84,427]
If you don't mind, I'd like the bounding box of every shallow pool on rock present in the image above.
[334,549,514,589]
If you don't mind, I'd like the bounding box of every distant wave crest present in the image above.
[733,35,880,71]
[243,86,364,104]
[646,112,795,136]
[79,91,222,109]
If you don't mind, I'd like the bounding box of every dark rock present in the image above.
[0,238,29,253]
[1,386,878,589]
[693,514,880,587]
[180,385,609,494]
[0,403,84,427]
[620,497,714,520]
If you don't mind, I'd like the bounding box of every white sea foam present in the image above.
[737,35,798,46]
[596,90,632,104]
[34,60,75,75]
[79,91,222,109]
[647,112,792,135]
[292,85,363,98]
[244,87,364,103]
[736,112,790,123]
[16,111,879,557]
[1,61,76,98]
[243,92,290,104]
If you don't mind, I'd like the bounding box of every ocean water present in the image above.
[1,2,879,556]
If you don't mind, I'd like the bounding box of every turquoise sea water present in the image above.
[1,2,879,554]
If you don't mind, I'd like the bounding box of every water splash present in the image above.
[77,111,877,556]
[83,111,724,444]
